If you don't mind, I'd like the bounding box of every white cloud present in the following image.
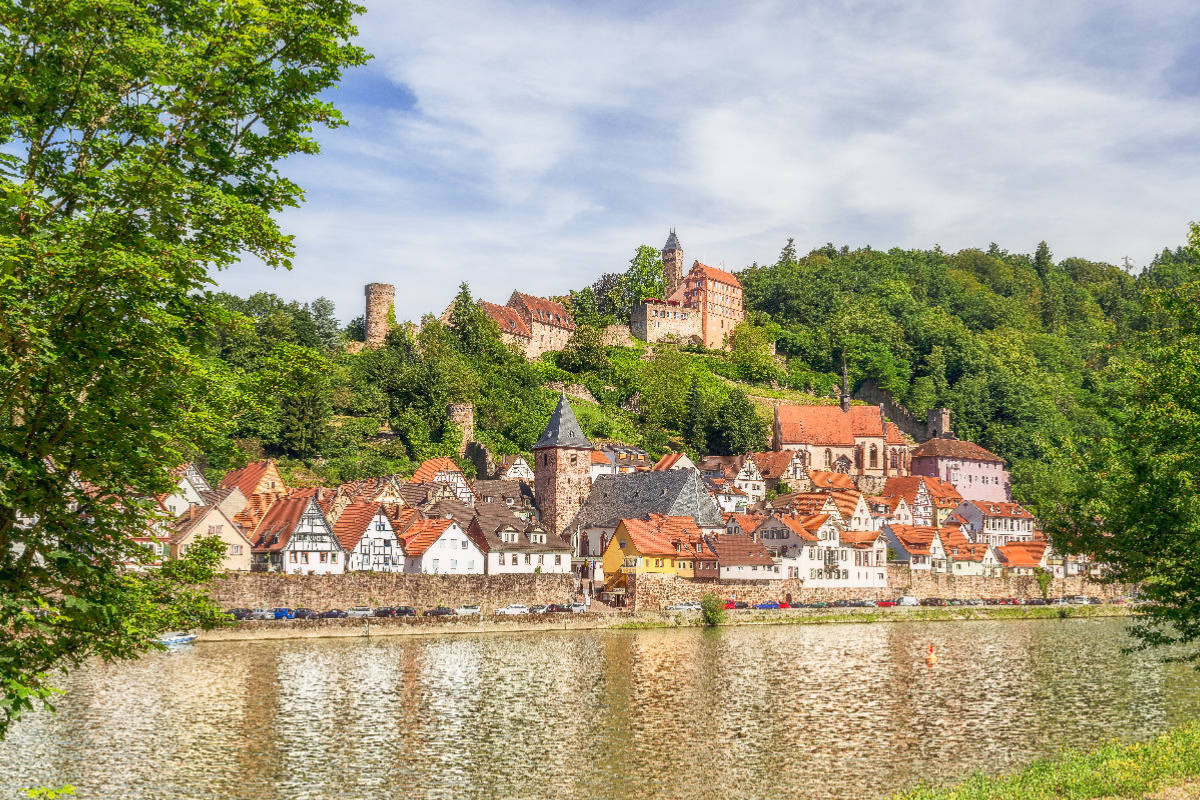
[217,0,1200,321]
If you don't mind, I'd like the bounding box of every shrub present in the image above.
[700,592,726,627]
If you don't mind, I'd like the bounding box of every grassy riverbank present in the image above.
[894,723,1200,799]
[611,603,1136,630]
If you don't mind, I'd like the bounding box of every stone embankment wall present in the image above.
[542,381,598,403]
[211,572,577,612]
[626,567,1127,611]
[603,325,635,347]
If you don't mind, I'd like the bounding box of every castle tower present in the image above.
[662,228,684,299]
[534,393,592,544]
[364,283,395,349]
[446,403,475,456]
[927,407,953,439]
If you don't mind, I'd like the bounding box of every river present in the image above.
[1,617,1198,800]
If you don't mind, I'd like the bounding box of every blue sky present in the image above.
[215,1,1200,323]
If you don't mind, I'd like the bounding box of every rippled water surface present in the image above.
[2,617,1199,800]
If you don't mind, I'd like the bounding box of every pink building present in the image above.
[911,437,1010,503]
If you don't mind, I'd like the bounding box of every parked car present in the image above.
[876,599,897,608]
[777,602,792,609]
[858,599,878,608]
[529,604,549,614]
[1111,597,1128,605]
[1025,598,1047,606]
[1069,595,1089,605]
[373,607,396,617]
[896,596,919,607]
[546,603,572,613]
[293,608,319,619]
[423,606,455,617]
[919,598,946,607]
[394,606,416,617]
[569,602,587,613]
[272,607,295,620]
[965,598,983,606]
[1087,597,1103,605]
[753,602,780,610]
[456,605,481,616]
[807,601,828,609]
[831,599,852,608]
[665,602,694,611]
[320,609,347,618]
[495,604,530,615]
[724,600,736,610]
[1050,597,1070,606]
[224,608,252,620]
[346,606,372,618]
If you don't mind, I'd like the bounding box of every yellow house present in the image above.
[602,515,716,584]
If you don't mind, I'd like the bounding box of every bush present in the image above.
[700,592,726,627]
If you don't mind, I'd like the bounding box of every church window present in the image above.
[825,449,832,468]
[870,445,878,469]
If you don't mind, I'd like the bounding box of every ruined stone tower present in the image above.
[926,407,953,439]
[662,228,684,299]
[446,402,475,456]
[363,282,395,349]
[534,393,592,542]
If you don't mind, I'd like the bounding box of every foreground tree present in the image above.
[0,0,367,735]
[1048,223,1200,661]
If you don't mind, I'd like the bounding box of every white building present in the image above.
[881,524,942,572]
[401,518,485,574]
[334,501,404,572]
[955,500,1037,546]
[160,462,211,517]
[251,492,346,574]
[706,534,783,580]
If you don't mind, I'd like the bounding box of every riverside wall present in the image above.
[210,572,577,612]
[626,567,1127,611]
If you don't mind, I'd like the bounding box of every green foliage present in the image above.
[728,321,782,383]
[1035,570,1052,599]
[699,592,726,627]
[1046,264,1200,660]
[0,0,367,736]
[708,389,767,455]
[588,245,666,324]
[557,325,610,375]
[892,722,1200,800]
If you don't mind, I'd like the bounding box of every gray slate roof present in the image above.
[664,228,680,252]
[566,469,724,533]
[534,394,591,450]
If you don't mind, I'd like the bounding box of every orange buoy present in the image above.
[925,643,938,666]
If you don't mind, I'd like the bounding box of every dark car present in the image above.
[423,606,455,617]
[1024,598,1047,606]
[272,607,295,620]
[394,606,416,617]
[373,607,396,617]
[1087,597,1103,605]
[752,602,780,610]
[807,601,828,609]
[919,598,946,607]
[320,609,347,618]
[546,604,573,613]
[293,608,319,619]
[224,608,252,621]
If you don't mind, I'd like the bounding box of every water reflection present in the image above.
[2,618,1198,800]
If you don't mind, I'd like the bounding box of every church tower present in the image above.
[534,393,593,547]
[662,228,684,300]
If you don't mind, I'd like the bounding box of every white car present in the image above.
[455,605,481,616]
[666,602,700,611]
[346,606,372,618]
[897,596,919,607]
[569,602,587,613]
[494,604,529,616]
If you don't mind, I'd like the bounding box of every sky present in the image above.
[215,0,1200,324]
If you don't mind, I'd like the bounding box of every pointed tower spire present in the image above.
[840,352,850,413]
[535,392,591,450]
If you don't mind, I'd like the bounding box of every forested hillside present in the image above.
[197,236,1200,513]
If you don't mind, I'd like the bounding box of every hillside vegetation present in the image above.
[199,237,1200,513]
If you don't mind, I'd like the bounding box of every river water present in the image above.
[1,617,1198,800]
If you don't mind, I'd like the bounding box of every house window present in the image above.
[433,559,439,570]
[208,524,222,535]
[228,544,242,555]
[289,552,297,563]
[300,552,309,564]
[511,554,518,565]
[319,552,327,563]
[330,552,337,563]
[555,554,562,565]
[461,540,468,549]
[451,559,457,569]
[524,554,531,565]
[376,522,386,531]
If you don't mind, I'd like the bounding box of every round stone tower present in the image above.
[363,283,395,349]
[446,402,475,455]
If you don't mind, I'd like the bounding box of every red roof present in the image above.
[400,518,456,557]
[510,292,576,331]
[618,515,709,558]
[479,300,531,338]
[775,404,900,447]
[652,453,688,471]
[808,470,856,490]
[220,459,282,499]
[590,450,612,465]
[886,524,938,556]
[333,501,386,552]
[913,437,1005,464]
[706,534,776,567]
[969,500,1034,519]
[252,490,319,552]
[707,477,747,496]
[997,541,1047,569]
[840,530,881,548]
[411,457,462,484]
[776,514,821,542]
[749,450,798,480]
[690,262,742,288]
[829,490,864,521]
[726,512,764,534]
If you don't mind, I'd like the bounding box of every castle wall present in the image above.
[364,283,395,350]
[631,300,702,343]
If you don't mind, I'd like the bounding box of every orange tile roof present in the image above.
[411,457,462,484]
[400,518,456,558]
[936,526,971,553]
[251,490,319,552]
[839,530,881,548]
[808,470,856,490]
[479,300,531,338]
[333,501,385,552]
[997,541,1047,569]
[886,524,938,556]
[385,505,422,534]
[652,453,688,471]
[707,477,747,496]
[913,437,1005,464]
[220,459,282,499]
[590,450,612,465]
[749,450,797,480]
[775,404,891,447]
[777,515,820,542]
[829,489,864,520]
[706,534,776,566]
[772,492,834,515]
[619,515,706,558]
[691,262,742,288]
[510,292,576,330]
[726,512,764,534]
[969,500,1035,519]
[922,477,964,507]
